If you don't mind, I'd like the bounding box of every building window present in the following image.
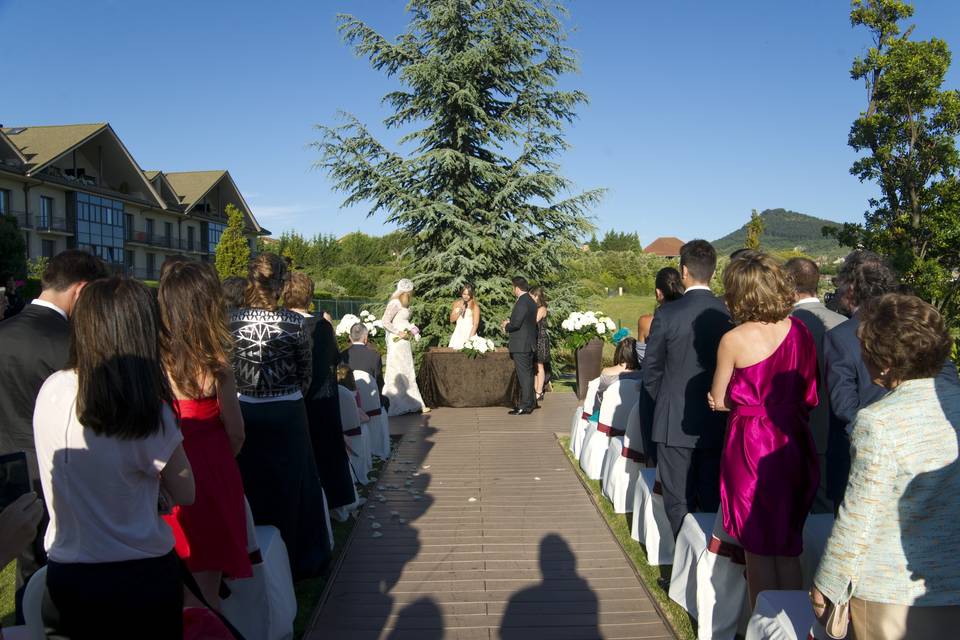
[146,253,156,279]
[187,227,195,251]
[124,213,134,240]
[0,189,10,214]
[124,249,134,273]
[164,221,173,248]
[41,239,55,258]
[207,221,226,254]
[145,218,154,242]
[40,196,54,227]
[24,231,30,258]
[73,192,124,265]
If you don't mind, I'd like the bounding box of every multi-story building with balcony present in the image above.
[0,123,266,279]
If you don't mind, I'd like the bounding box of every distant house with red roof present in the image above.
[643,236,684,258]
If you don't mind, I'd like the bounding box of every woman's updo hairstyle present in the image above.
[245,253,288,311]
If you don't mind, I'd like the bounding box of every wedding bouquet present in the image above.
[460,335,496,359]
[560,311,618,351]
[393,325,421,342]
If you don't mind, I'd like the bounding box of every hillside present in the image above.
[712,208,849,259]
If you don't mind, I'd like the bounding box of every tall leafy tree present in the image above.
[599,231,642,252]
[829,0,960,327]
[745,209,765,250]
[0,215,27,279]
[214,204,251,280]
[314,0,600,345]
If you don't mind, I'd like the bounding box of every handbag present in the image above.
[179,558,246,640]
[824,599,850,640]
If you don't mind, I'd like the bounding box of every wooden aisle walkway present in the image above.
[306,393,672,640]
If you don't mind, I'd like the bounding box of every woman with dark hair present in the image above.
[811,294,960,639]
[448,283,481,349]
[33,277,195,638]
[591,337,643,413]
[636,267,684,362]
[709,252,819,607]
[528,286,551,401]
[221,275,247,314]
[230,253,330,578]
[283,272,359,519]
[158,261,250,608]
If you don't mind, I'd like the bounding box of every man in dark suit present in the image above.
[642,240,731,536]
[824,250,959,511]
[0,249,108,620]
[340,321,387,409]
[785,257,847,513]
[502,276,538,415]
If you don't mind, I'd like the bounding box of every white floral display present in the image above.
[560,311,618,350]
[335,310,385,338]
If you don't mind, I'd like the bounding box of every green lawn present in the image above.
[586,293,657,334]
[558,436,696,640]
[1,561,14,627]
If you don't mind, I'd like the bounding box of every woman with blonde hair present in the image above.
[381,279,429,415]
[158,261,251,608]
[708,252,819,607]
[230,253,329,578]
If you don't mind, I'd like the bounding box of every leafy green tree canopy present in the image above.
[214,204,251,280]
[314,0,601,345]
[745,209,766,250]
[599,230,641,252]
[0,215,28,280]
[830,0,960,326]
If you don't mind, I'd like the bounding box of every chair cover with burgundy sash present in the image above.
[600,388,643,513]
[668,511,716,616]
[691,512,836,640]
[353,370,391,460]
[571,377,601,458]
[631,467,675,565]
[745,590,827,640]
[338,385,371,483]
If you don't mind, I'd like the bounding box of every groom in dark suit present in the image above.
[0,249,108,621]
[502,276,538,415]
[642,240,731,537]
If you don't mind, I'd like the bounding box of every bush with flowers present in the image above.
[560,310,618,351]
[335,310,386,350]
[459,335,496,359]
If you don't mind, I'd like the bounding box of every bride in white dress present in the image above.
[381,279,428,416]
[448,284,481,349]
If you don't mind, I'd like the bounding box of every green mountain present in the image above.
[712,208,850,259]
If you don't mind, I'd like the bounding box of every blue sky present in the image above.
[2,0,959,244]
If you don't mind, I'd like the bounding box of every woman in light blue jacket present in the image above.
[811,294,960,639]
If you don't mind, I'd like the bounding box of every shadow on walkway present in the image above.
[499,534,599,639]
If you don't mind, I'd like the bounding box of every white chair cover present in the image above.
[338,385,371,483]
[21,565,45,640]
[630,467,675,565]
[668,511,715,617]
[223,507,297,640]
[693,512,836,640]
[745,590,825,640]
[353,370,391,460]
[571,377,601,458]
[622,396,649,465]
[601,436,640,513]
[582,379,639,481]
[321,488,334,551]
[569,400,583,452]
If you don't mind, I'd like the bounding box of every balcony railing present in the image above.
[35,216,71,233]
[124,232,209,253]
[4,210,31,229]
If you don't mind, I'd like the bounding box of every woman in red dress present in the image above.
[158,261,252,608]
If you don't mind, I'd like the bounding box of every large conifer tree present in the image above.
[315,0,599,345]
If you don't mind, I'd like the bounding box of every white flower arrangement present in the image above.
[460,335,496,359]
[335,310,386,341]
[560,310,618,350]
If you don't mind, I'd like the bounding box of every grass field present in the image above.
[586,293,657,334]
[558,436,696,640]
[1,561,14,626]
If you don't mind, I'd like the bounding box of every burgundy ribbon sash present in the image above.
[597,423,624,436]
[343,427,362,436]
[652,480,663,496]
[707,535,746,565]
[366,408,382,417]
[581,411,591,421]
[621,447,645,462]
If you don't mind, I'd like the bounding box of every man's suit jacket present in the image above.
[505,293,538,354]
[341,343,385,400]
[642,289,731,450]
[0,303,70,479]
[791,300,847,456]
[824,314,960,501]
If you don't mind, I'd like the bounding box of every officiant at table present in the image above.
[448,284,481,349]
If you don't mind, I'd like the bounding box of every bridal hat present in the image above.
[395,278,415,294]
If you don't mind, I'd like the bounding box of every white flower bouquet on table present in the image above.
[460,335,496,359]
[560,311,618,350]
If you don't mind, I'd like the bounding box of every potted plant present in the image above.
[561,311,617,401]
